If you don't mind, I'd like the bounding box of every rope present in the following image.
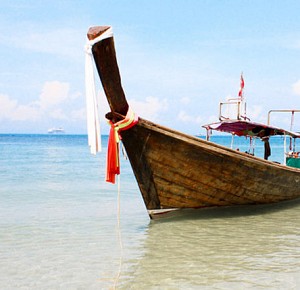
[113,163,123,289]
[99,154,124,289]
[86,26,125,288]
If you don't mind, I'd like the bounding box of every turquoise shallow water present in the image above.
[1,134,300,289]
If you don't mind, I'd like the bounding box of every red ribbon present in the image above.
[106,109,138,183]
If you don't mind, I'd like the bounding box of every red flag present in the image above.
[106,125,120,184]
[238,74,244,97]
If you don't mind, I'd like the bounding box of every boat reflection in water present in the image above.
[119,200,300,289]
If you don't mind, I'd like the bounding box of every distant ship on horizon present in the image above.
[47,127,65,134]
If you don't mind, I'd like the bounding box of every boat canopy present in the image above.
[203,120,300,139]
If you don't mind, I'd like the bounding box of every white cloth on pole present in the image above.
[85,43,101,154]
[84,27,114,154]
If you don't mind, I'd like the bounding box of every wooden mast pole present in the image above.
[87,26,129,120]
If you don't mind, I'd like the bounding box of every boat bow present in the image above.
[87,26,129,120]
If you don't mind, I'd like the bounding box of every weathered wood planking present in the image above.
[121,119,300,212]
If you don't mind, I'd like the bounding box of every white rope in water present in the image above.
[98,155,124,289]
[121,142,128,160]
[86,26,124,288]
[113,158,123,289]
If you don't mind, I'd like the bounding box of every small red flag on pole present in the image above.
[238,74,244,97]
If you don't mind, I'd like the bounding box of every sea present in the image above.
[1,134,300,289]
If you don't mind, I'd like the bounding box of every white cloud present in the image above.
[49,108,68,120]
[70,108,86,121]
[0,94,17,119]
[207,114,219,124]
[0,80,85,124]
[180,97,190,105]
[12,104,41,121]
[178,111,193,122]
[0,94,40,121]
[4,27,84,59]
[70,91,82,100]
[128,96,168,121]
[247,105,263,121]
[177,110,203,124]
[292,79,300,95]
[39,81,70,110]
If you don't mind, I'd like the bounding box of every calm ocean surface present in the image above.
[1,134,300,289]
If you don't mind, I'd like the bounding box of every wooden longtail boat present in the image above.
[86,26,300,219]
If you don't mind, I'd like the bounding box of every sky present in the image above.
[1,0,300,135]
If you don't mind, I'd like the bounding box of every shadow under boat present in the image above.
[149,196,300,222]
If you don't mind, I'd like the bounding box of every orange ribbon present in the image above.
[106,109,138,183]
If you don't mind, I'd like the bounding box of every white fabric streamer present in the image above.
[84,27,113,155]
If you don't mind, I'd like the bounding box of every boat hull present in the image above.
[86,26,300,219]
[121,119,300,218]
